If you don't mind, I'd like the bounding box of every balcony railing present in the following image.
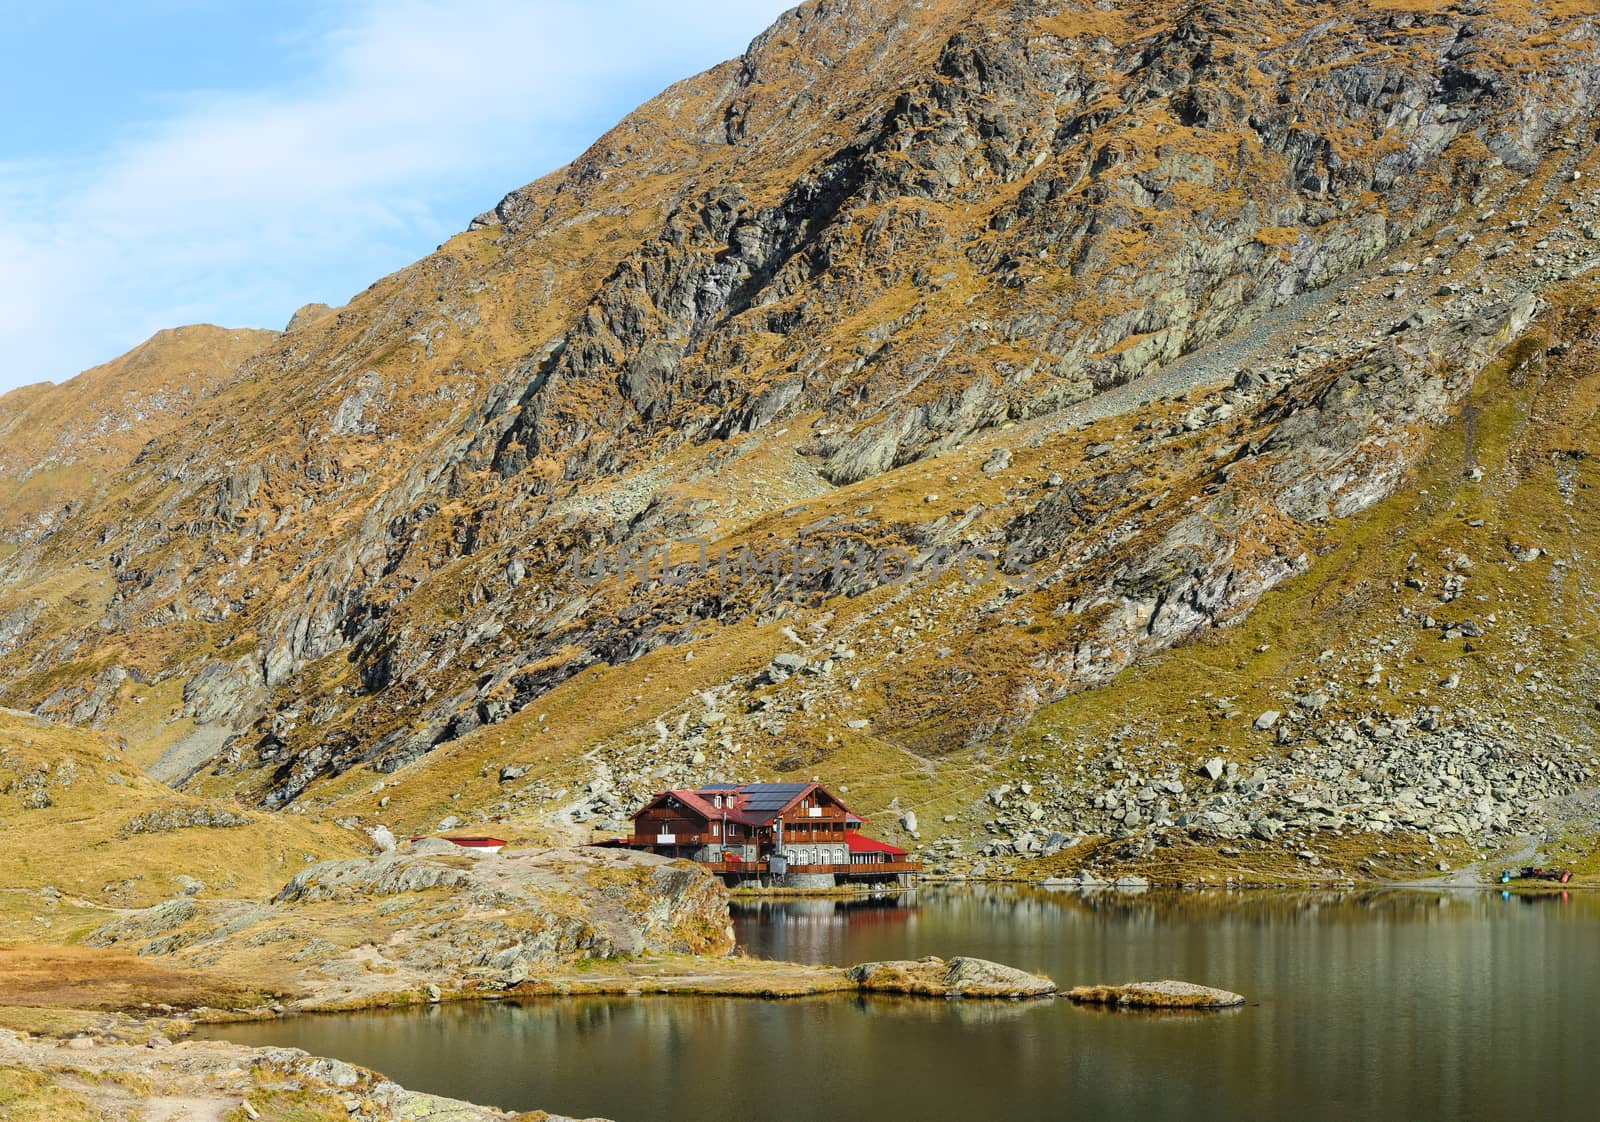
[697,860,922,876]
[621,833,721,847]
[623,833,852,848]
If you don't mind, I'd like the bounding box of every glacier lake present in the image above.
[204,886,1598,1120]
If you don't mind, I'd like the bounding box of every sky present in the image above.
[0,0,794,394]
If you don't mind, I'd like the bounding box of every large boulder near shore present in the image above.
[1067,980,1244,1008]
[848,956,1055,998]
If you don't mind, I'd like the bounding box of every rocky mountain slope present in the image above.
[0,325,277,543]
[3,0,1600,880]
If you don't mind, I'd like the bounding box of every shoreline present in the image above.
[3,876,1574,1118]
[7,875,1569,1035]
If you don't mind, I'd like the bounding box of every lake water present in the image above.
[203,886,1599,1120]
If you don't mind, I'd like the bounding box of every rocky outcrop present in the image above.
[119,804,253,835]
[86,845,735,1005]
[1068,980,1245,1008]
[848,955,1056,998]
[0,1028,608,1122]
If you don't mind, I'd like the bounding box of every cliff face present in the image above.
[2,1,1600,873]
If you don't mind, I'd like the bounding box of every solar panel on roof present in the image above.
[740,782,811,812]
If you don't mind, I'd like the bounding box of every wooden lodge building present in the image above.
[615,782,919,886]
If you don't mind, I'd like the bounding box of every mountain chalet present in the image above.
[614,782,919,887]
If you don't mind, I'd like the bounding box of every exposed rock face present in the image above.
[85,845,735,1004]
[0,1028,609,1122]
[119,805,253,835]
[1068,980,1245,1008]
[0,0,1598,872]
[848,955,1056,997]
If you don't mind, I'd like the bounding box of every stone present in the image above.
[1254,710,1281,731]
[765,652,808,682]
[1253,817,1285,841]
[1390,307,1438,334]
[499,765,528,782]
[1200,758,1226,781]
[901,810,918,832]
[848,956,1055,998]
[1067,980,1245,1008]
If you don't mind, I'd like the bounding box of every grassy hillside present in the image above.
[0,709,356,944]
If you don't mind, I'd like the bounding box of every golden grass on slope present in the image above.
[0,326,276,531]
[0,1068,100,1122]
[0,946,263,1012]
[0,710,356,941]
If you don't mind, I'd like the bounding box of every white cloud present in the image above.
[0,0,794,392]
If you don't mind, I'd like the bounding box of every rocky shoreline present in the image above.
[0,949,1059,1119]
[0,1026,605,1122]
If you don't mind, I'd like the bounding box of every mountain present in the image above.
[0,324,277,541]
[3,0,1599,881]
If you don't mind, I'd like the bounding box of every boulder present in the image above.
[763,652,809,683]
[982,448,1013,474]
[848,955,1056,998]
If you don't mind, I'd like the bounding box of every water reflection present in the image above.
[206,887,1598,1122]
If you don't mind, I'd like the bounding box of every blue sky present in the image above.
[0,0,793,393]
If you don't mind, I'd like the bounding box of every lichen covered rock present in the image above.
[1067,979,1245,1008]
[848,955,1056,998]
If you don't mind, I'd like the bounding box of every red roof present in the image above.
[639,783,857,828]
[661,789,726,820]
[845,832,908,856]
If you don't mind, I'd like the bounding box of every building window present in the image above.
[711,822,719,837]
